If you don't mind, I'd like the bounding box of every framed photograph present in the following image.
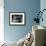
[9,12,26,26]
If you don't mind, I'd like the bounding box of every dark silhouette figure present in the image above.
[34,16,40,23]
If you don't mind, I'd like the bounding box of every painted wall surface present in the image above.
[40,0,46,27]
[4,0,40,42]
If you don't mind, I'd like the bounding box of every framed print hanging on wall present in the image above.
[9,12,26,26]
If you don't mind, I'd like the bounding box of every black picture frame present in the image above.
[9,12,26,26]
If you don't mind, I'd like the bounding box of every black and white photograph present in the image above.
[9,12,25,25]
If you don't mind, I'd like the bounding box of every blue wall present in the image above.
[40,0,46,27]
[4,0,40,42]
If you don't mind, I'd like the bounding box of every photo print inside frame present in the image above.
[12,15,22,23]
